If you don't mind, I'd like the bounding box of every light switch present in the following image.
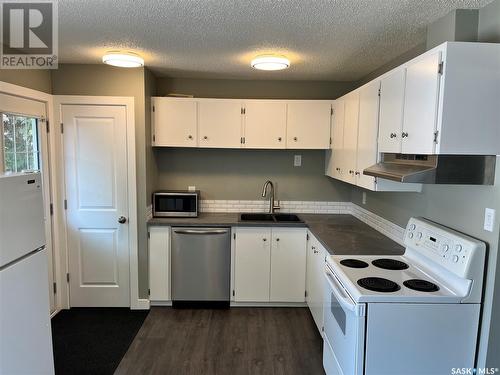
[294,155,302,167]
[484,208,495,232]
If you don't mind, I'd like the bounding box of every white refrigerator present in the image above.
[0,172,55,374]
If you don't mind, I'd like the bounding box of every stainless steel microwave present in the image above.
[152,191,199,218]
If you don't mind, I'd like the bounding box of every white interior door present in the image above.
[62,104,130,307]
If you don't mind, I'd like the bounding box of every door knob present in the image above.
[118,216,127,224]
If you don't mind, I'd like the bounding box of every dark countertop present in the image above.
[148,213,404,257]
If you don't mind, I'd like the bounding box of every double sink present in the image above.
[239,213,303,223]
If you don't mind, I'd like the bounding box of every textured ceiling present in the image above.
[58,0,493,81]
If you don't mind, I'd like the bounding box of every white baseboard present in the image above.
[132,298,151,310]
[230,302,307,307]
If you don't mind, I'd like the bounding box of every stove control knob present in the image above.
[417,232,423,239]
[408,232,414,239]
[455,244,463,253]
[410,224,416,230]
[442,244,449,252]
[452,255,459,263]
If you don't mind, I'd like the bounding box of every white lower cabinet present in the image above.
[148,226,171,301]
[234,227,307,303]
[306,232,325,334]
[233,227,272,302]
[270,228,307,302]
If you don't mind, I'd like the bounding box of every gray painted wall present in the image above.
[156,77,354,99]
[155,148,351,201]
[478,0,500,42]
[426,9,479,50]
[0,69,52,93]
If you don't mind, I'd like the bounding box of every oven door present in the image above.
[323,264,365,375]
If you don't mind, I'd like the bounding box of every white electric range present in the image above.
[323,217,486,375]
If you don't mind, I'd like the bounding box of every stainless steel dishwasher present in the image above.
[171,227,231,308]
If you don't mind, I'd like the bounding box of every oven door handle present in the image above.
[325,269,357,313]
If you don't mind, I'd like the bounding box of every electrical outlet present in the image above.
[188,186,196,191]
[294,155,302,167]
[484,208,495,232]
[362,192,367,205]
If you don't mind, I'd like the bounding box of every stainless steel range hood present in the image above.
[363,154,496,185]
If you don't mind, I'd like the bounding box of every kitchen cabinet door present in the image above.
[306,232,325,334]
[402,51,442,154]
[153,98,197,147]
[378,68,405,153]
[287,101,331,149]
[342,90,360,185]
[198,100,243,148]
[270,228,307,302]
[356,80,380,191]
[234,228,272,302]
[326,99,346,180]
[243,101,287,149]
[149,226,170,301]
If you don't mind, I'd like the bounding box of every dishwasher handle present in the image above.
[173,229,229,235]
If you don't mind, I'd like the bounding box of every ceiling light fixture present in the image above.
[102,52,144,68]
[251,55,290,71]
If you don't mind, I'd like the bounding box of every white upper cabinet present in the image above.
[243,100,287,149]
[326,99,345,179]
[152,97,197,147]
[198,100,243,148]
[342,90,360,185]
[402,51,442,154]
[286,101,332,149]
[356,80,381,191]
[378,68,405,153]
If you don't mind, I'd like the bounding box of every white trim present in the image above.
[135,299,151,310]
[52,96,140,309]
[230,302,307,307]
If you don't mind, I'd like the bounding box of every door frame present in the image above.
[53,96,142,309]
[0,80,58,314]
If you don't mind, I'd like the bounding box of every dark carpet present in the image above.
[51,308,149,375]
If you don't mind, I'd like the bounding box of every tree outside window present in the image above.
[2,114,40,173]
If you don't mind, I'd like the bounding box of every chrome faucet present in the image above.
[261,180,280,213]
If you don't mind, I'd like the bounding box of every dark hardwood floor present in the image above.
[115,307,325,375]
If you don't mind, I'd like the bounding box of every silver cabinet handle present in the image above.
[203,136,208,140]
[188,135,193,140]
[293,137,298,141]
[118,216,127,224]
[278,137,282,142]
[276,238,280,242]
[173,229,228,235]
[263,238,267,242]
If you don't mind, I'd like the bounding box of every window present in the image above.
[2,113,40,173]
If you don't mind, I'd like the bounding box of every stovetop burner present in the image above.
[403,279,440,292]
[340,259,369,268]
[357,277,401,293]
[372,258,409,270]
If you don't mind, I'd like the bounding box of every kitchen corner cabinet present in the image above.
[243,101,287,149]
[286,101,332,149]
[233,227,307,303]
[306,232,325,334]
[152,97,197,147]
[148,226,170,301]
[326,83,422,192]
